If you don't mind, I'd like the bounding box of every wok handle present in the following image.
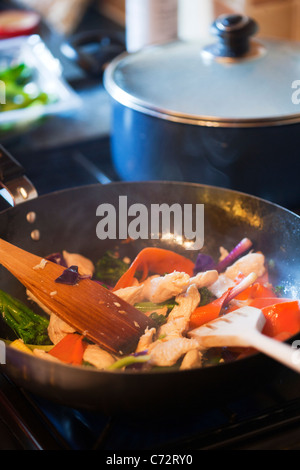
[0,145,38,206]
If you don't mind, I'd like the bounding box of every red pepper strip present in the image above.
[189,290,231,329]
[113,247,194,291]
[48,333,87,365]
[250,297,294,309]
[234,282,277,301]
[261,301,300,338]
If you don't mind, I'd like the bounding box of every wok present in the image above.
[0,179,299,415]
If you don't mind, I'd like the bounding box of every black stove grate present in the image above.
[2,367,300,450]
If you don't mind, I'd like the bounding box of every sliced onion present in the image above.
[46,252,67,267]
[55,265,81,285]
[216,238,253,273]
[224,272,258,306]
[193,253,215,275]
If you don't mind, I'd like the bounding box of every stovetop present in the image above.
[2,366,300,450]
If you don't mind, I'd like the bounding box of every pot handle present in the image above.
[204,14,258,59]
[0,145,38,207]
[60,30,126,78]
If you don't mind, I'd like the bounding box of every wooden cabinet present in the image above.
[213,0,300,40]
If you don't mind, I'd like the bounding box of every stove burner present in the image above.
[1,367,300,450]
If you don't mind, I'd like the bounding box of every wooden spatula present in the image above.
[189,306,300,374]
[0,238,154,355]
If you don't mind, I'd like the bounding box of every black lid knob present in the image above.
[209,14,258,58]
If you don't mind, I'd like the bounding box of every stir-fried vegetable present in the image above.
[189,273,258,328]
[193,238,252,275]
[189,291,230,329]
[215,238,253,273]
[262,301,300,338]
[198,287,216,306]
[107,353,150,370]
[0,290,51,345]
[134,299,177,314]
[95,250,129,286]
[2,237,299,373]
[48,333,87,365]
[10,339,34,355]
[113,247,194,290]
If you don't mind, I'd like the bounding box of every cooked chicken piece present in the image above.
[115,269,218,306]
[83,344,115,369]
[158,284,200,339]
[114,285,144,304]
[209,273,235,297]
[143,306,168,317]
[144,270,218,304]
[225,252,265,280]
[48,313,76,344]
[189,270,218,289]
[62,250,95,277]
[142,272,190,303]
[33,348,61,363]
[180,349,203,370]
[136,327,156,353]
[148,337,200,367]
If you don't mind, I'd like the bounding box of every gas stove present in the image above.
[2,366,300,450]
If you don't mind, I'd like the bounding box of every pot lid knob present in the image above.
[208,14,258,58]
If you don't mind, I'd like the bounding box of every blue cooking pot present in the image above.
[104,14,300,209]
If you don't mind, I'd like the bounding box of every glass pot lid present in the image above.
[104,14,300,128]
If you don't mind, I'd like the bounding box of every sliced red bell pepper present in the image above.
[249,297,294,309]
[48,333,87,365]
[189,290,231,329]
[189,273,259,329]
[113,247,194,290]
[262,300,300,338]
[234,282,277,301]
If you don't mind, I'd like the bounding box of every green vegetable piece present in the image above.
[107,354,150,370]
[148,312,167,326]
[95,251,129,285]
[134,299,177,314]
[198,287,216,306]
[273,285,285,297]
[0,290,51,345]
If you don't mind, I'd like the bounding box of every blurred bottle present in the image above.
[178,0,213,40]
[125,0,178,52]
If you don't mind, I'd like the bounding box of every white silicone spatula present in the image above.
[189,306,300,373]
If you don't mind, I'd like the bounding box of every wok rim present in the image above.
[1,179,299,218]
